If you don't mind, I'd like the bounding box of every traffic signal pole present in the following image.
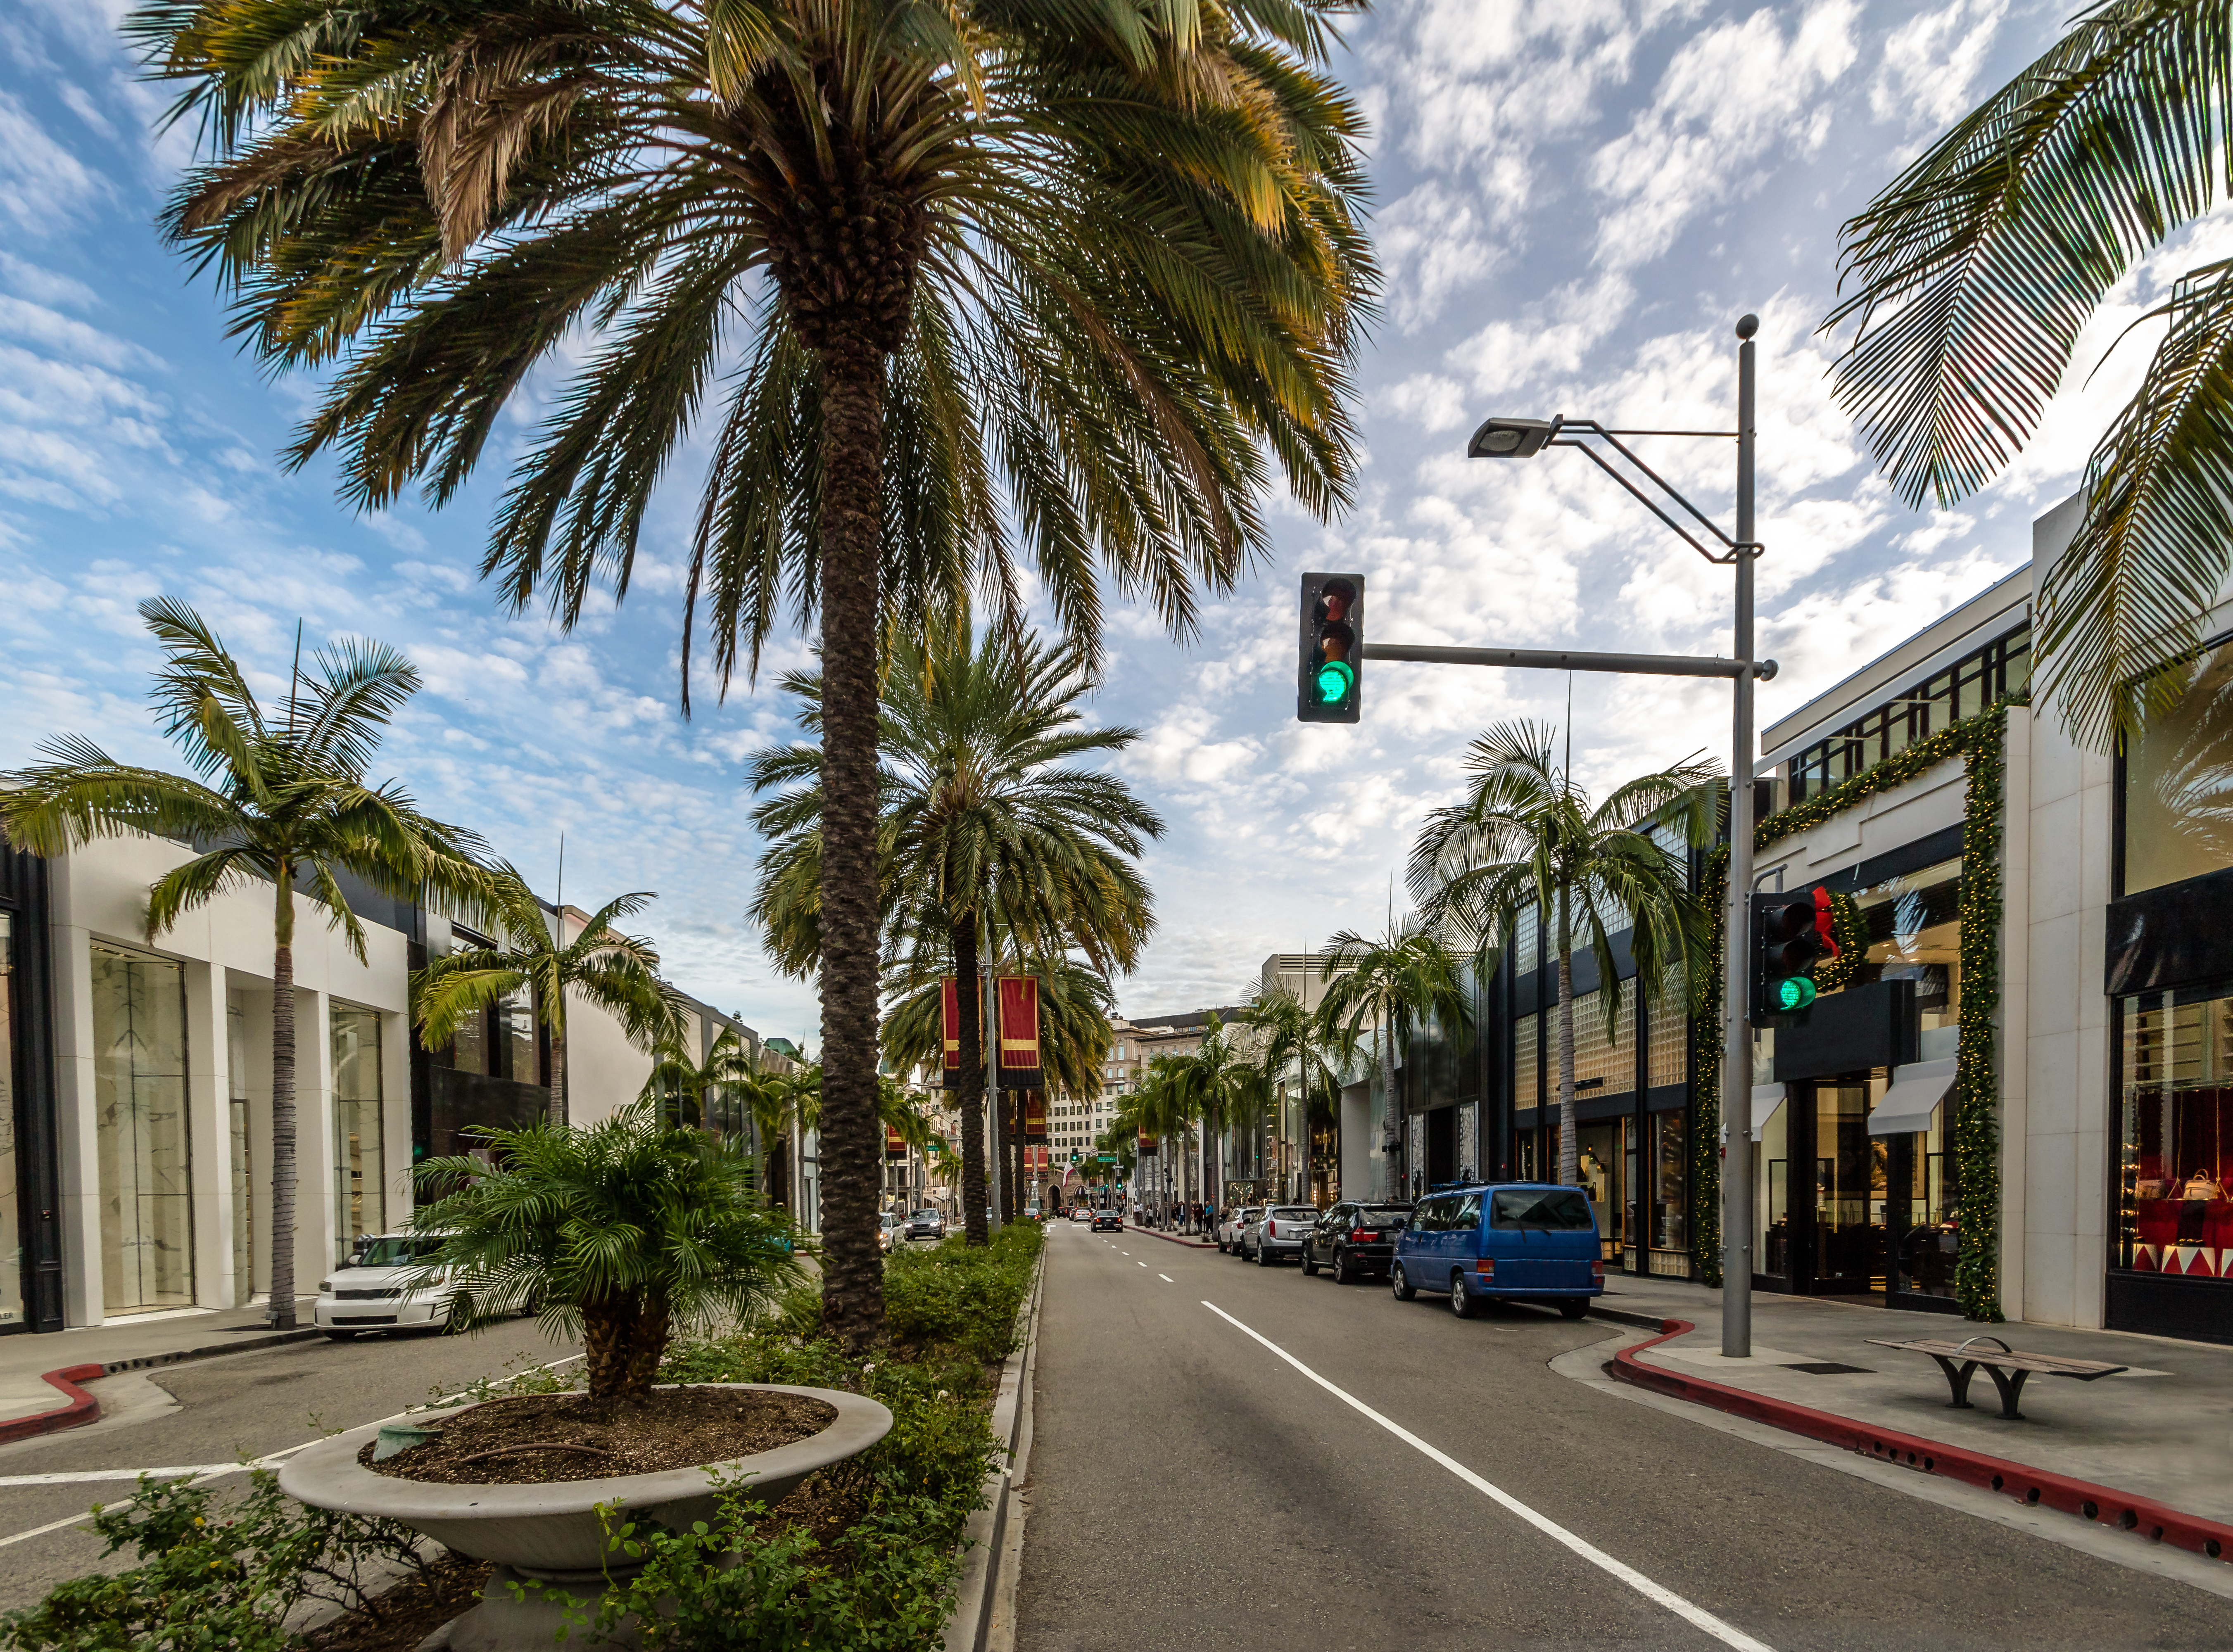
[1723,319,1758,1359]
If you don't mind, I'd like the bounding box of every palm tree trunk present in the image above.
[1379,1022,1397,1202]
[955,922,989,1246]
[269,896,298,1330]
[549,1016,567,1128]
[813,355,888,1347]
[1556,945,1579,1188]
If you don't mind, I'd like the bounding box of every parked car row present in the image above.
[1216,1184,1605,1318]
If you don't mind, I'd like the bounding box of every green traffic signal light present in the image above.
[1777,976,1817,1013]
[1316,660,1355,706]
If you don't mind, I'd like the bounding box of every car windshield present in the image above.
[1359,1208,1411,1226]
[1270,1207,1316,1221]
[354,1236,447,1268]
[1489,1189,1595,1232]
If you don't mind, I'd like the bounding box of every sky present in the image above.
[0,0,2217,1041]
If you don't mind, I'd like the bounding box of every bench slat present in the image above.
[1863,1337,2126,1378]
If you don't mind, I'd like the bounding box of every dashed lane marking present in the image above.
[1200,1302,1775,1652]
[1158,1274,1174,1282]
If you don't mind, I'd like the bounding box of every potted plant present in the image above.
[280,1103,891,1652]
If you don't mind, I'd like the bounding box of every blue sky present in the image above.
[0,0,2212,1040]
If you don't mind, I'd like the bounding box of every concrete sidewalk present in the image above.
[1125,1223,1216,1249]
[0,1301,321,1441]
[1590,1275,2233,1530]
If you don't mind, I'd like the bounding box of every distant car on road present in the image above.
[314,1232,461,1341]
[1021,1203,1043,1222]
[1091,1208,1122,1231]
[1218,1206,1262,1254]
[903,1208,946,1242]
[1070,1205,1092,1223]
[1390,1184,1604,1318]
[879,1212,903,1253]
[1242,1204,1318,1266]
[1302,1202,1413,1284]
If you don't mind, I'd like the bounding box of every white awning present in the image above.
[1751,1083,1788,1134]
[1868,1058,1957,1137]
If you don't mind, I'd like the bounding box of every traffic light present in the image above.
[1298,572,1364,722]
[1752,886,1841,1022]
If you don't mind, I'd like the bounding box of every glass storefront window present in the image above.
[331,1005,384,1265]
[1756,1093,1789,1279]
[1565,991,1637,1099]
[1646,978,1687,1089]
[1514,1013,1539,1112]
[2117,989,2233,1278]
[498,987,537,1083]
[1649,1109,1687,1252]
[2124,637,2233,897]
[1892,1103,1957,1299]
[1847,857,1962,1060]
[92,947,194,1314]
[1814,1080,1886,1293]
[0,914,21,1330]
[1577,1120,1627,1261]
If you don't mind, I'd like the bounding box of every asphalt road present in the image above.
[1017,1221,2231,1652]
[0,1320,581,1611]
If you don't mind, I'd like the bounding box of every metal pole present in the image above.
[984,963,1003,1232]
[1722,315,1759,1359]
[1362,643,1772,680]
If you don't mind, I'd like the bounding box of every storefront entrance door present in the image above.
[1754,1076,1889,1297]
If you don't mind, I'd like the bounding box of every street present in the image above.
[1016,1221,2231,1652]
[0,1323,580,1612]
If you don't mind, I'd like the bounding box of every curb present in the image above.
[943,1247,1043,1652]
[1611,1317,2233,1567]
[0,1327,326,1446]
[1125,1225,1215,1250]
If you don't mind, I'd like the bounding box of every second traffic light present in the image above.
[1752,886,1839,1023]
[1298,572,1364,722]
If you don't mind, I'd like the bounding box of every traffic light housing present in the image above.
[1298,572,1364,722]
[1752,886,1841,1023]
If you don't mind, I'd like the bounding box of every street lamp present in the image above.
[1468,313,1763,1359]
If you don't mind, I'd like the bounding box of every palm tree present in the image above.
[744,1060,822,1213]
[1236,985,1345,1197]
[636,1024,761,1131]
[1315,921,1475,1202]
[412,1103,802,1399]
[1408,723,1716,1188]
[0,599,489,1329]
[749,629,1155,1251]
[1165,1016,1263,1215]
[1115,1057,1199,1221]
[1821,0,2233,743]
[136,0,1375,1351]
[415,867,682,1125]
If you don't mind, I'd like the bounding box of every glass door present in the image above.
[1811,1080,1886,1294]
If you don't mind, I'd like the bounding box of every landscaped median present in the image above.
[0,1224,1045,1652]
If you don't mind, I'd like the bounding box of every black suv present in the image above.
[1303,1201,1413,1283]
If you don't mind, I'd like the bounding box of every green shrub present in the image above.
[881,1225,1040,1363]
[0,1469,436,1652]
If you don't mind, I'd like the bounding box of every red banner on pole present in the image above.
[886,1125,908,1158]
[941,978,962,1090]
[1023,1094,1047,1141]
[997,976,1043,1090]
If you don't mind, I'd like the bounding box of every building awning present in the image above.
[1751,1083,1788,1134]
[1868,1058,1957,1137]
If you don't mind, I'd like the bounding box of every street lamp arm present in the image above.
[1549,420,1740,561]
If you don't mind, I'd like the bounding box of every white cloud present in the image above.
[0,92,109,235]
[1870,0,2009,135]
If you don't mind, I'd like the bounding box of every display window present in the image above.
[2117,987,2233,1281]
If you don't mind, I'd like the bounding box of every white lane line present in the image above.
[1137,1261,1147,1267]
[1158,1274,1174,1282]
[1200,1302,1775,1652]
[0,1353,587,1545]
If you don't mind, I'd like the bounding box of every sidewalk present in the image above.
[1126,1223,1216,1249]
[0,1302,321,1443]
[1589,1275,2233,1535]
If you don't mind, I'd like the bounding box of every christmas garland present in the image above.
[1689,696,2022,1318]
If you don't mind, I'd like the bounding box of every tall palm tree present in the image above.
[636,1023,761,1130]
[1409,723,1717,1188]
[1821,0,2233,743]
[749,629,1155,1251]
[414,867,682,1125]
[1115,1056,1198,1220]
[745,1059,822,1213]
[1236,985,1344,1196]
[135,0,1375,1350]
[1315,921,1474,1202]
[1165,1016,1263,1213]
[0,599,489,1329]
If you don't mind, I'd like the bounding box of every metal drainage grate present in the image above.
[1783,1362,1873,1375]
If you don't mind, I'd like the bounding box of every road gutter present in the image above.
[0,1329,325,1447]
[942,1248,1043,1652]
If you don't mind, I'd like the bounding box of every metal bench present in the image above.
[1864,1335,2127,1421]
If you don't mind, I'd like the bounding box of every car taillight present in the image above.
[1351,1230,1376,1243]
[1266,1220,1276,1237]
[1591,1259,1605,1279]
[1475,1258,1495,1278]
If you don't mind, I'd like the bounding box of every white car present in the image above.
[314,1232,461,1341]
[880,1212,904,1253]
[1070,1205,1092,1223]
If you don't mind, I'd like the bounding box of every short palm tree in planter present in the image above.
[278,1105,891,1652]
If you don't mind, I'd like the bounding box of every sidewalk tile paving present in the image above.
[1592,1276,2233,1528]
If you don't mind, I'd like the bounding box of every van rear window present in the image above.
[1489,1189,1594,1232]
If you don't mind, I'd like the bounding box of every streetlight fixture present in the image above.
[1467,313,1763,1359]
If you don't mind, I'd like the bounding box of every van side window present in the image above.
[1489,1189,1594,1231]
[1454,1192,1482,1228]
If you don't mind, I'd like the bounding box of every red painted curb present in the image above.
[0,1364,105,1446]
[1612,1319,2233,1566]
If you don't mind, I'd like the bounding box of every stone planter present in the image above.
[280,1384,892,1652]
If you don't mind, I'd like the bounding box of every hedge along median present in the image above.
[0,1222,1046,1652]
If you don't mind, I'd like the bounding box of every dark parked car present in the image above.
[1091,1208,1122,1232]
[1302,1201,1413,1284]
[903,1208,947,1241]
[1390,1184,1603,1318]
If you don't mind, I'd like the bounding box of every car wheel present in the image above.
[1391,1263,1415,1301]
[1449,1272,1476,1319]
[321,1329,357,1342]
[1256,1241,1274,1266]
[1558,1299,1589,1320]
[1332,1249,1352,1286]
[1302,1248,1319,1277]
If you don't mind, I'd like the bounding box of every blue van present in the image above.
[1390,1183,1603,1319]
